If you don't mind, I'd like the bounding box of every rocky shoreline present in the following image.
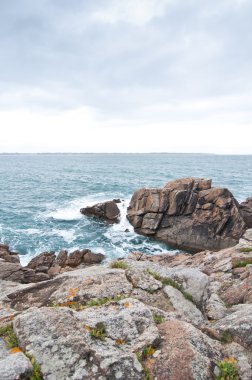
[1,178,252,379]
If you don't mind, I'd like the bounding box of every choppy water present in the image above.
[0,153,251,265]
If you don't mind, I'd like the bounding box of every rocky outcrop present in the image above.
[1,230,252,379]
[127,177,246,252]
[0,248,105,284]
[81,200,120,223]
[240,197,252,228]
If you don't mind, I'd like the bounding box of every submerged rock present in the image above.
[127,177,246,252]
[80,200,120,223]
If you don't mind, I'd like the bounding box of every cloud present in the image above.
[0,0,251,152]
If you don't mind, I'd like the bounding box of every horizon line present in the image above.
[0,152,251,156]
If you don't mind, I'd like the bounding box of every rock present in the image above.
[81,200,120,223]
[5,266,133,311]
[145,319,222,380]
[0,260,49,284]
[214,304,252,348]
[240,197,252,228]
[13,299,159,379]
[125,268,162,292]
[163,285,204,325]
[0,339,32,380]
[56,249,68,267]
[65,249,87,267]
[27,251,56,270]
[0,244,20,264]
[127,177,246,252]
[82,250,105,264]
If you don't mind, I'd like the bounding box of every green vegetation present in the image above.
[143,366,153,380]
[152,313,165,325]
[146,269,193,302]
[233,260,251,268]
[0,325,18,348]
[215,357,239,380]
[86,295,124,307]
[136,345,156,362]
[240,247,252,253]
[25,354,43,380]
[0,325,43,379]
[110,261,129,269]
[220,331,233,344]
[89,322,107,341]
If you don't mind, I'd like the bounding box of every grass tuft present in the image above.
[86,295,124,307]
[89,322,107,341]
[215,357,239,380]
[152,313,165,325]
[233,260,251,269]
[0,325,18,349]
[239,247,252,253]
[25,354,43,380]
[220,331,233,344]
[110,261,129,269]
[146,269,193,302]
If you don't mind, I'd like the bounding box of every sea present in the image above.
[0,153,251,265]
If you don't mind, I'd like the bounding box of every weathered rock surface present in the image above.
[81,200,120,223]
[214,304,252,348]
[0,339,32,380]
[127,177,246,252]
[14,299,159,380]
[240,197,252,228]
[145,319,252,380]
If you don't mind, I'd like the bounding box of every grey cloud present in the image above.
[0,0,251,123]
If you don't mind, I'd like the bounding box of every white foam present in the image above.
[44,194,110,221]
[51,229,75,244]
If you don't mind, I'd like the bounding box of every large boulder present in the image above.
[80,200,120,223]
[240,197,252,228]
[127,177,246,252]
[13,299,159,379]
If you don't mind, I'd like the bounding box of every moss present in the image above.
[239,247,252,253]
[152,313,165,325]
[0,325,18,349]
[146,269,194,302]
[110,261,129,269]
[233,260,251,268]
[215,357,239,380]
[89,322,107,341]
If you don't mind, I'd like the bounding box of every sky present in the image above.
[0,0,252,154]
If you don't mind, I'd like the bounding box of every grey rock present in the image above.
[0,339,32,380]
[163,285,204,325]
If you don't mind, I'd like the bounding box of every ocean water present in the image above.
[0,153,251,265]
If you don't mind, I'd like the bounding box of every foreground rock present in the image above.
[80,200,120,223]
[127,177,246,252]
[1,229,252,379]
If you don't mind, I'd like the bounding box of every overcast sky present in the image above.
[0,0,252,153]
